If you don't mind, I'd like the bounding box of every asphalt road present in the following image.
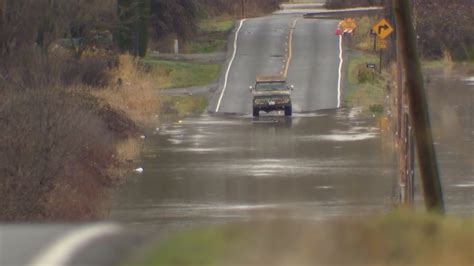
[210,15,340,114]
[288,18,340,111]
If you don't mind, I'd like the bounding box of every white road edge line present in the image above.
[337,35,343,108]
[215,19,246,113]
[28,224,122,266]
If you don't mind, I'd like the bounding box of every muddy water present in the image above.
[111,69,473,230]
[111,110,397,230]
[425,67,474,214]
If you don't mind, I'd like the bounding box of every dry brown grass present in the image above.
[94,55,167,125]
[108,137,142,178]
[115,138,141,163]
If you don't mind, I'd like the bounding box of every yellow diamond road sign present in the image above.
[373,19,394,40]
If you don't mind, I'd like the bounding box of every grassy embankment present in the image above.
[98,16,232,177]
[144,16,234,119]
[344,16,388,116]
[131,211,474,266]
[183,16,235,54]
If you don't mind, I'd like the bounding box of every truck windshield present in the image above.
[255,81,287,91]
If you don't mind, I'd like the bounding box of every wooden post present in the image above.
[407,117,415,205]
[2,0,7,24]
[393,0,445,213]
[379,48,383,74]
[374,34,377,51]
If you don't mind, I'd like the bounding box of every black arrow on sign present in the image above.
[378,24,389,34]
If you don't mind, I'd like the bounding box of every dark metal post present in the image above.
[241,0,245,18]
[393,0,445,213]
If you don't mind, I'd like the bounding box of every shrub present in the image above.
[0,88,116,221]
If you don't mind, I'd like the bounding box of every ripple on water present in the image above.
[298,132,378,142]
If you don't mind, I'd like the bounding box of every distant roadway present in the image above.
[210,14,341,114]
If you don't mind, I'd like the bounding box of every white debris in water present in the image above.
[134,167,144,174]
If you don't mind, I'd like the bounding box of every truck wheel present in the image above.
[284,106,292,116]
[253,108,259,117]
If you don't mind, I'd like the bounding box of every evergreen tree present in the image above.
[116,0,150,57]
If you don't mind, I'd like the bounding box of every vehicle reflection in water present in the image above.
[111,108,398,230]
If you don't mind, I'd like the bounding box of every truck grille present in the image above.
[254,96,290,105]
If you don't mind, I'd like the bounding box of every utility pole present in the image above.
[241,0,245,18]
[393,2,411,206]
[393,0,445,213]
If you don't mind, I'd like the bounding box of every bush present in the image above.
[0,88,117,221]
[61,56,115,87]
[357,67,379,84]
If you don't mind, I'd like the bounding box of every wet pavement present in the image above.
[111,110,397,230]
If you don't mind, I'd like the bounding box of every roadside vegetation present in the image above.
[143,58,220,89]
[343,15,388,116]
[132,211,474,266]
[182,16,235,54]
[0,0,282,221]
[159,95,209,121]
[345,53,386,115]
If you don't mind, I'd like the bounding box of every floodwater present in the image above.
[111,68,474,230]
[111,109,398,230]
[425,67,474,214]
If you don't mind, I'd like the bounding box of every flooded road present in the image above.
[425,67,474,214]
[111,67,474,230]
[111,110,397,229]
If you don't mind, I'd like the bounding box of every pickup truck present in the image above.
[249,76,293,117]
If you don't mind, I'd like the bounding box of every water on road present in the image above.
[111,67,474,230]
[111,110,397,230]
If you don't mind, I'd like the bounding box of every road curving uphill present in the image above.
[211,13,341,115]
